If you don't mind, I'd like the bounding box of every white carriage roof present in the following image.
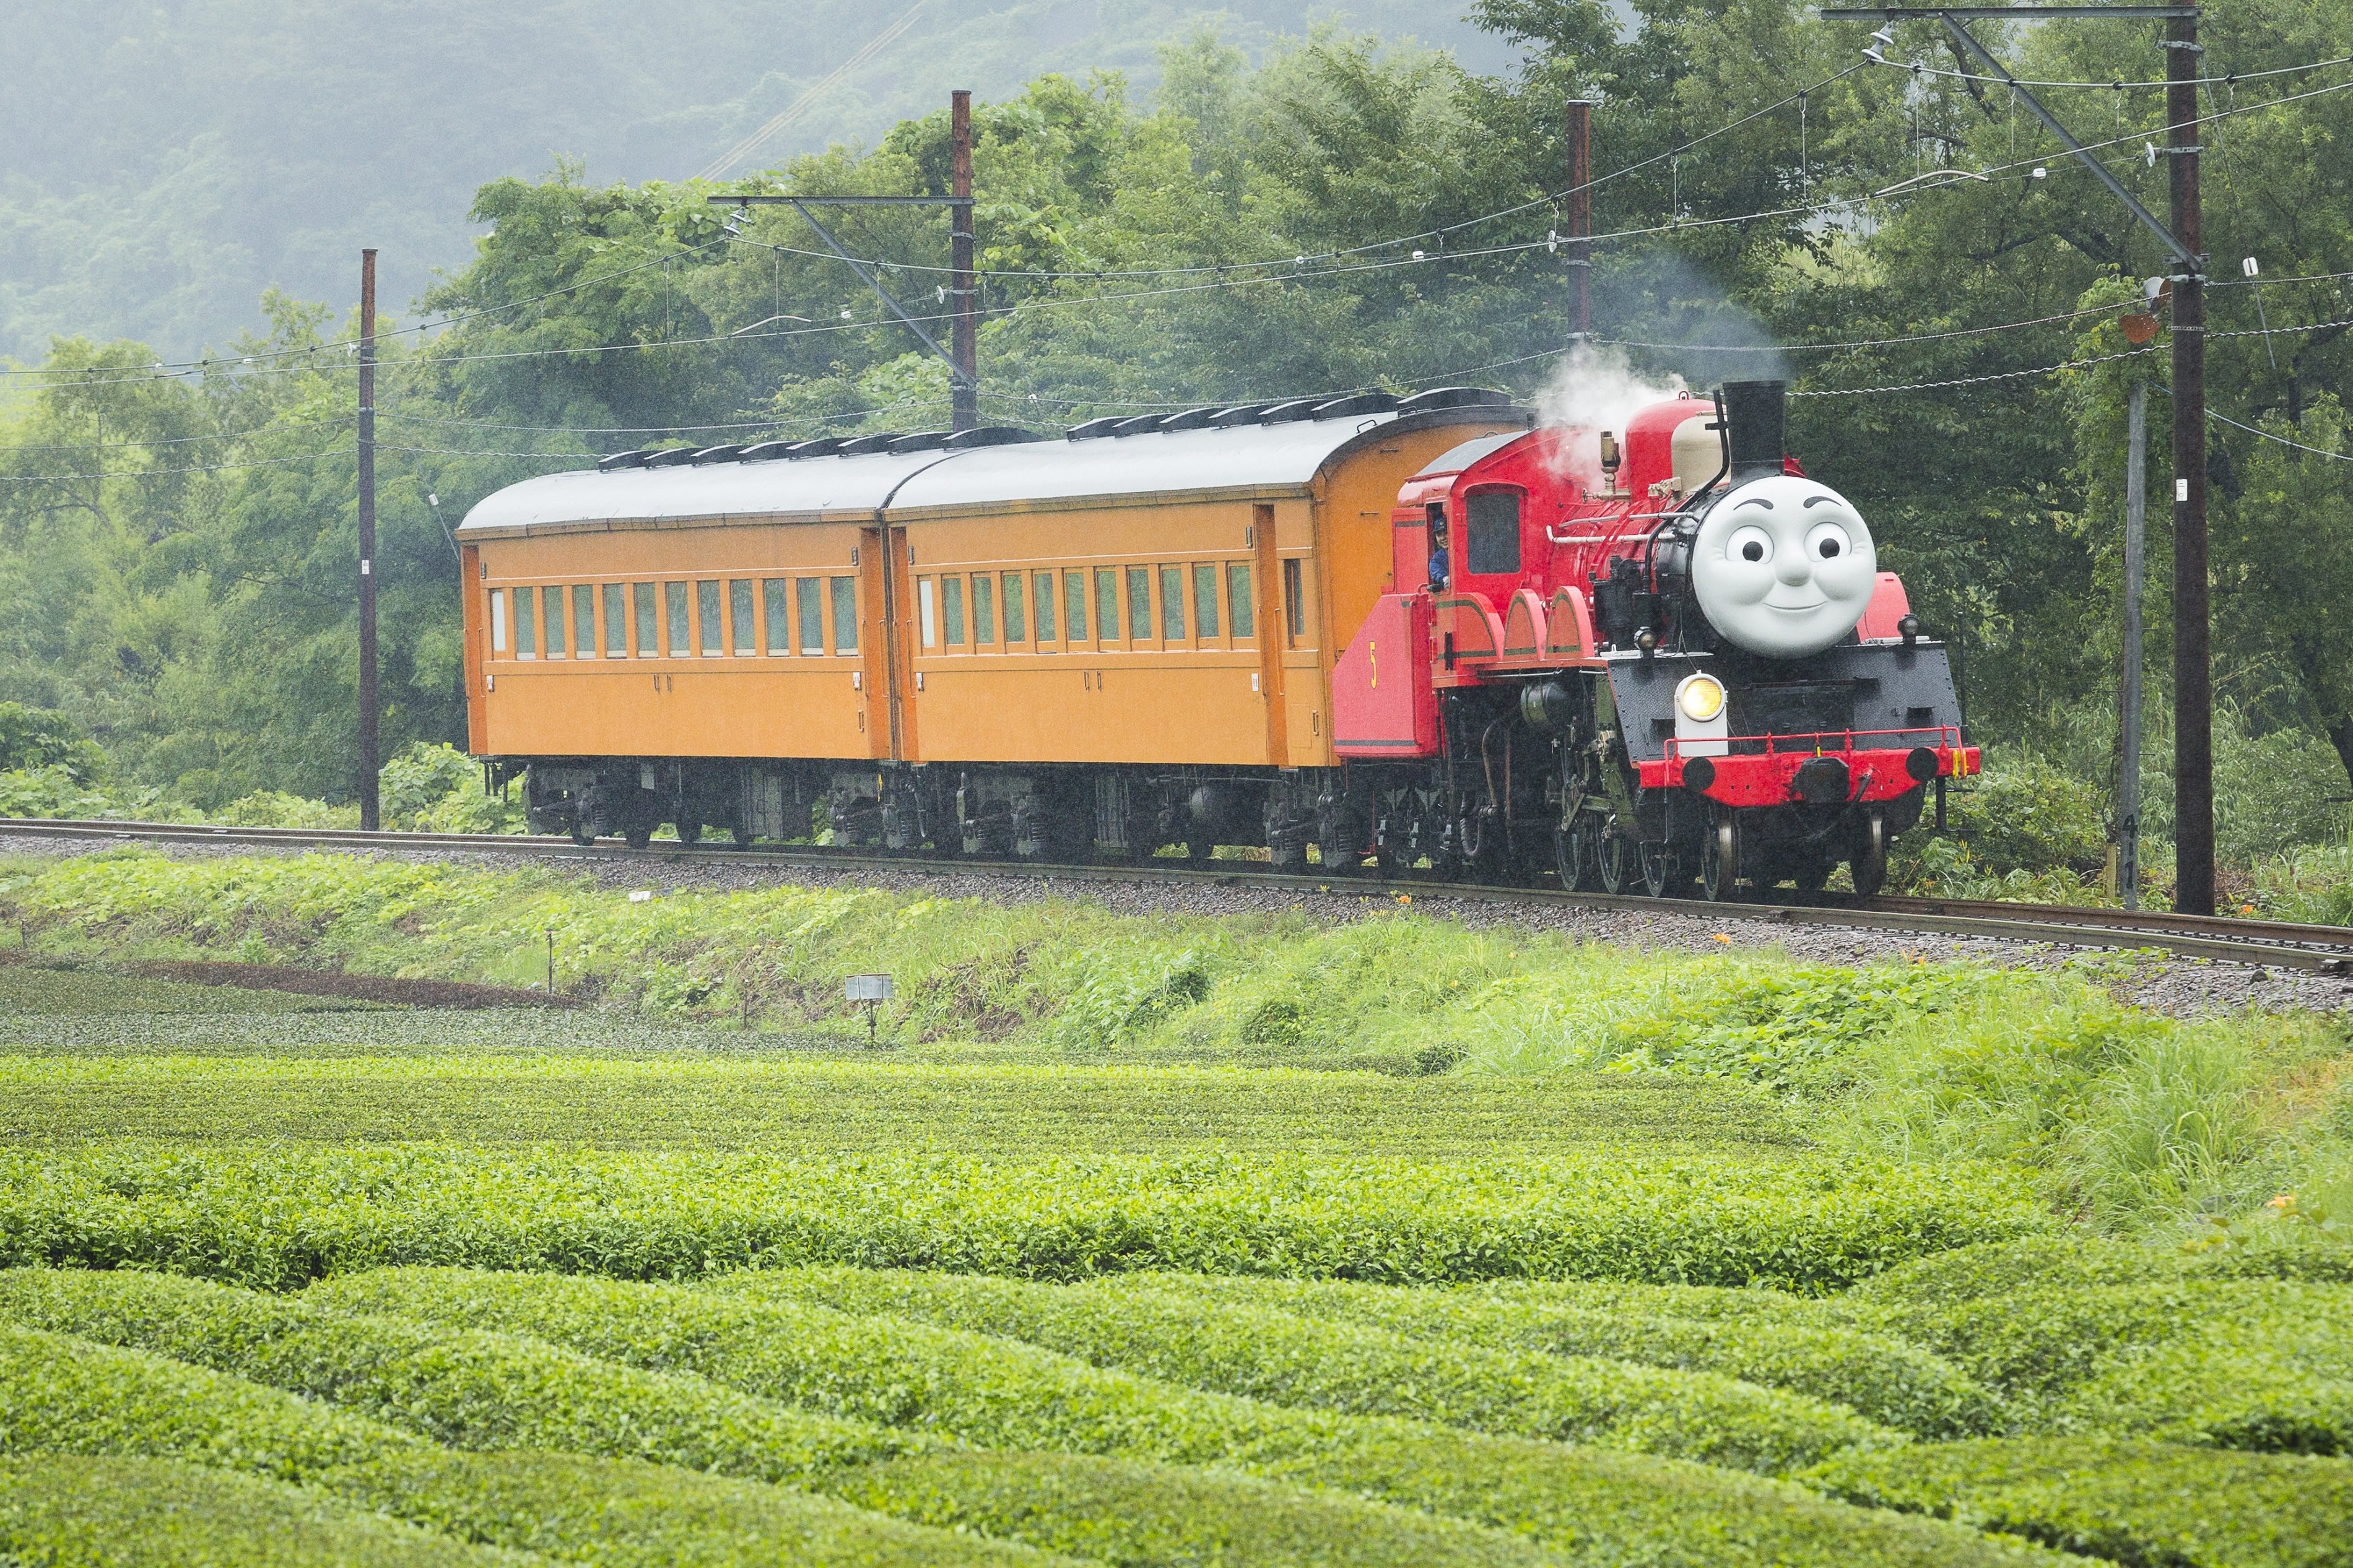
[456,408,1529,537]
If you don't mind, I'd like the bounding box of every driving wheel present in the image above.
[1700,812,1741,901]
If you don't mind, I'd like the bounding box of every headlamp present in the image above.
[1677,673,1727,722]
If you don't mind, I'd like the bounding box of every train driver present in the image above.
[1427,503,1450,591]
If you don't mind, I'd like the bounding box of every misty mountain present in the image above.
[0,1,1507,364]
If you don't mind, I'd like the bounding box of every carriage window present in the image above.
[796,578,822,654]
[918,578,937,649]
[830,576,858,654]
[942,576,966,646]
[1035,572,1057,644]
[666,582,689,656]
[698,581,723,656]
[1228,563,1255,639]
[489,590,507,654]
[604,583,627,656]
[730,580,754,654]
[763,579,788,653]
[1465,489,1523,576]
[1283,557,1306,644]
[1125,567,1150,640]
[1064,571,1087,641]
[1001,573,1026,643]
[543,585,567,657]
[633,583,656,656]
[973,575,996,645]
[513,585,535,658]
[1159,565,1185,641]
[1096,570,1118,641]
[574,585,598,659]
[1192,564,1220,639]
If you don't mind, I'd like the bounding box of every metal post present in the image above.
[357,248,380,832]
[1565,100,1593,339]
[2168,9,2212,914]
[950,90,977,431]
[2120,378,2147,910]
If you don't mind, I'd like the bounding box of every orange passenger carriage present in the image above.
[456,378,1976,898]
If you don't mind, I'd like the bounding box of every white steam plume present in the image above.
[1534,343,1687,483]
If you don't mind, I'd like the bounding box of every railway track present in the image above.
[5,815,2350,976]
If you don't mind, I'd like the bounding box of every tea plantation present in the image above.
[1,847,2349,1566]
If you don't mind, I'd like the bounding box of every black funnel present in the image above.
[1721,379,1788,482]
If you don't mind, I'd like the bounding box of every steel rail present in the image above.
[3,816,2349,974]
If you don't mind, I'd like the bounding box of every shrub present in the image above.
[1845,1236,2186,1306]
[0,1141,2051,1293]
[1154,1274,2004,1439]
[0,703,107,782]
[0,1455,531,1567]
[711,1266,1897,1474]
[1802,1436,2353,1568]
[314,1266,2055,1567]
[0,1267,919,1481]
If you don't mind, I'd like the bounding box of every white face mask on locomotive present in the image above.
[1689,475,1879,659]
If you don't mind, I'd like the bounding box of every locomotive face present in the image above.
[1690,474,1878,659]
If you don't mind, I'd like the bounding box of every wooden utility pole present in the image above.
[357,248,380,831]
[2120,379,2147,909]
[2167,9,2213,914]
[1565,99,1593,339]
[950,89,977,431]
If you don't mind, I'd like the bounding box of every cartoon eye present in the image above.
[1727,524,1773,565]
[1806,520,1851,561]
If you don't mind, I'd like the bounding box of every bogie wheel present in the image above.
[1700,813,1741,902]
[1186,838,1216,864]
[677,819,704,847]
[1851,811,1889,898]
[623,825,653,851]
[1596,826,1631,895]
[728,824,758,849]
[1640,840,1677,899]
[568,814,596,847]
[1554,820,1591,892]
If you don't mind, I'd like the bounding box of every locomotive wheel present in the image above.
[1596,826,1631,895]
[1640,841,1677,899]
[1554,820,1591,892]
[1851,812,1889,898]
[1792,857,1831,893]
[1700,814,1741,902]
[1186,837,1216,864]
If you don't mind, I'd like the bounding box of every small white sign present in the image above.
[846,974,895,1002]
[2176,479,2191,502]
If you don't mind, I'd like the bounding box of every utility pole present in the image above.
[2120,379,2147,909]
[2168,9,2213,914]
[950,89,978,431]
[357,248,380,832]
[1565,99,1593,340]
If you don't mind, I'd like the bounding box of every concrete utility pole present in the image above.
[1565,99,1593,339]
[2120,379,2147,909]
[2167,9,2213,914]
[357,248,380,831]
[950,89,978,431]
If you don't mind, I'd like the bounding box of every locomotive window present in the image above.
[1001,573,1026,643]
[1228,563,1255,639]
[729,581,755,655]
[633,583,656,657]
[796,578,822,654]
[513,585,535,659]
[942,577,965,646]
[1464,489,1523,576]
[1035,573,1057,644]
[1159,566,1185,641]
[972,575,996,645]
[762,579,788,654]
[918,578,937,650]
[1283,558,1305,644]
[1192,564,1220,639]
[698,581,723,656]
[666,583,689,657]
[830,576,858,654]
[1126,568,1150,641]
[574,585,598,659]
[604,583,627,656]
[489,590,507,654]
[543,585,567,657]
[1064,571,1087,641]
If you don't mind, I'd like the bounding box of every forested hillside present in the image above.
[0,0,1503,363]
[3,0,2351,892]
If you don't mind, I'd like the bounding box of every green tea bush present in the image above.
[0,1142,2050,1292]
[0,1267,920,1481]
[314,1267,2052,1567]
[0,1455,537,1567]
[1156,1274,2004,1439]
[716,1267,1896,1473]
[1803,1436,2353,1568]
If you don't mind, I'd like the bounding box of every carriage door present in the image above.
[858,524,897,760]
